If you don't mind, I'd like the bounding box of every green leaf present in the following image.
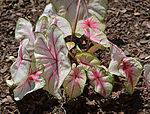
[75,52,100,70]
[66,42,75,50]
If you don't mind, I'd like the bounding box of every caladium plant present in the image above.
[7,0,144,101]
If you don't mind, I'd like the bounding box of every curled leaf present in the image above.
[63,63,86,99]
[35,16,49,35]
[119,57,142,95]
[15,18,35,42]
[52,16,72,37]
[87,66,114,97]
[34,25,71,99]
[66,42,75,50]
[144,64,150,91]
[75,52,100,70]
[108,43,126,76]
[39,3,57,19]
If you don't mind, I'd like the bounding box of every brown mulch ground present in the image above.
[0,0,150,113]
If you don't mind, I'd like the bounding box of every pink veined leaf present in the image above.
[144,64,150,91]
[63,63,86,99]
[80,16,105,32]
[13,65,45,101]
[75,52,100,71]
[9,39,31,85]
[34,25,71,99]
[119,57,142,95]
[87,66,114,98]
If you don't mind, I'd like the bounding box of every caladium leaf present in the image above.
[76,15,105,36]
[50,0,78,25]
[86,0,108,21]
[35,16,49,35]
[87,66,114,98]
[66,42,75,50]
[15,18,35,42]
[75,52,100,70]
[83,28,110,47]
[144,64,150,91]
[108,43,126,76]
[39,3,57,20]
[119,57,142,95]
[8,39,31,85]
[51,0,108,25]
[34,26,71,99]
[13,64,45,101]
[63,63,86,99]
[52,16,72,38]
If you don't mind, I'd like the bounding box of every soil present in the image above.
[0,0,150,114]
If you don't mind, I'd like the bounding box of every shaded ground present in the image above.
[0,0,150,113]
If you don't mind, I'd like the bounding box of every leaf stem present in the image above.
[68,51,79,65]
[86,39,90,51]
[101,57,111,64]
[72,0,82,41]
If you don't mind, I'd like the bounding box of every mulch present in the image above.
[0,0,150,113]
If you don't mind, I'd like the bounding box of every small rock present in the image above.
[140,40,148,45]
[6,95,14,103]
[145,33,150,37]
[134,12,140,16]
[0,65,8,73]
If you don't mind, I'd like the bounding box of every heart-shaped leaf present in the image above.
[144,64,150,91]
[63,63,86,99]
[75,52,100,70]
[51,0,108,25]
[34,26,71,99]
[108,43,126,76]
[87,66,114,97]
[119,57,142,95]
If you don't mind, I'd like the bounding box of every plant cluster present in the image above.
[7,0,146,101]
